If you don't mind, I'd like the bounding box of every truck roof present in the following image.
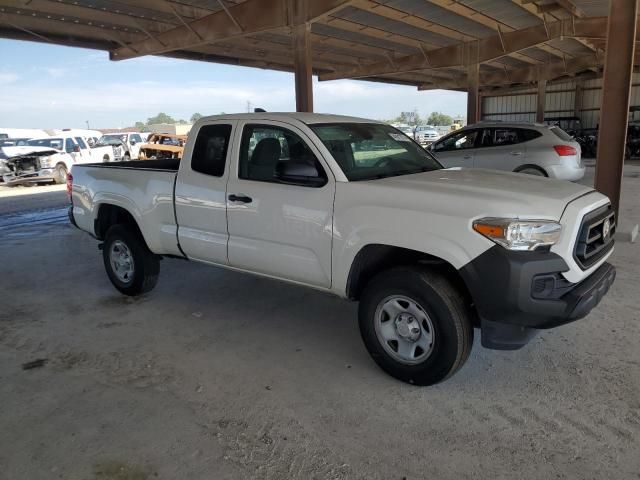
[197,112,381,125]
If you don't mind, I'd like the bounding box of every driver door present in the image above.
[226,121,334,288]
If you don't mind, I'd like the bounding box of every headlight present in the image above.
[473,218,561,251]
[39,156,52,168]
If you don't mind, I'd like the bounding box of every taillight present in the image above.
[553,145,577,156]
[66,173,73,202]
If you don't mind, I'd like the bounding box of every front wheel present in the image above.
[358,267,473,386]
[102,225,160,296]
[123,153,131,162]
[54,164,68,184]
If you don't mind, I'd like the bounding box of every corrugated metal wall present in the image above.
[481,74,640,129]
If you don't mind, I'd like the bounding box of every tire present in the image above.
[515,166,547,177]
[102,225,160,296]
[358,267,473,386]
[123,153,131,162]
[53,164,68,184]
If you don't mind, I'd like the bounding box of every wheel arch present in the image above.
[346,244,474,310]
[94,203,144,242]
[514,164,548,176]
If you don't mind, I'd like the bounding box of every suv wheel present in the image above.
[359,267,473,386]
[102,225,160,296]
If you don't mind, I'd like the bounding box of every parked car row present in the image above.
[0,130,172,186]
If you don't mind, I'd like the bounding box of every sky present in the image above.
[0,39,467,129]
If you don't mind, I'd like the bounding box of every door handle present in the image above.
[510,151,523,156]
[228,194,252,203]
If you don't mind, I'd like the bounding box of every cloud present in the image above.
[0,73,466,128]
[0,72,19,85]
[46,68,65,78]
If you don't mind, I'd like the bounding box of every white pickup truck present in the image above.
[69,113,616,385]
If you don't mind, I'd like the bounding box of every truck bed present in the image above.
[71,160,181,256]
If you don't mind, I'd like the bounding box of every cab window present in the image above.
[239,124,326,186]
[65,138,76,153]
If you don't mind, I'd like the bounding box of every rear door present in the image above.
[430,129,479,168]
[225,120,334,288]
[174,120,236,264]
[473,127,528,171]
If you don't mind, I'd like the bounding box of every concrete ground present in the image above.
[0,167,639,480]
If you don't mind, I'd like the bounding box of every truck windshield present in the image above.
[310,123,441,181]
[97,135,126,146]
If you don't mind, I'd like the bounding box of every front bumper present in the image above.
[2,168,55,185]
[459,245,615,350]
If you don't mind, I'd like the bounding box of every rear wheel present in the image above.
[358,267,473,386]
[123,153,131,162]
[515,166,547,177]
[54,164,68,184]
[102,225,159,296]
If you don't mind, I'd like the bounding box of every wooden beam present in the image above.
[595,0,639,214]
[110,0,355,61]
[416,52,636,90]
[537,0,585,18]
[318,16,609,81]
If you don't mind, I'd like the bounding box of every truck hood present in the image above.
[371,168,593,220]
[0,146,59,160]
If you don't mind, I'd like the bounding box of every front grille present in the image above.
[574,204,615,269]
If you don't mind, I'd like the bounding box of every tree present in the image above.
[393,111,422,126]
[427,112,453,126]
[146,112,176,125]
[134,121,145,130]
[190,112,203,123]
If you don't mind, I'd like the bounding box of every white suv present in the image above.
[429,122,585,181]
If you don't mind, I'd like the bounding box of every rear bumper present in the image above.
[547,163,586,181]
[459,245,615,350]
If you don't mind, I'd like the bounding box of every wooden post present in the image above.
[574,81,583,119]
[536,79,547,123]
[293,23,313,112]
[466,43,479,125]
[595,0,638,214]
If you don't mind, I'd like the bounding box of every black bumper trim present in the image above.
[459,245,615,350]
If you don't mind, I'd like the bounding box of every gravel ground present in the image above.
[0,168,638,480]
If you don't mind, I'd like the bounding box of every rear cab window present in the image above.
[191,124,233,177]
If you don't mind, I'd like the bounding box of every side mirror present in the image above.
[275,161,326,187]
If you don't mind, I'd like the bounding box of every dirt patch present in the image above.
[93,460,156,480]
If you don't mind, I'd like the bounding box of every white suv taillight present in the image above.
[553,145,577,156]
